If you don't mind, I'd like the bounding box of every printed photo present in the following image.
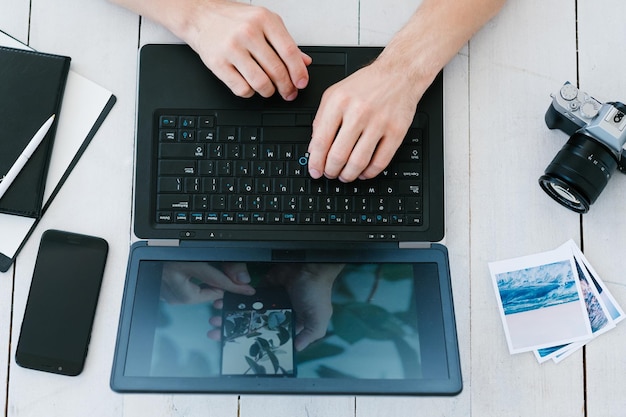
[489,246,593,354]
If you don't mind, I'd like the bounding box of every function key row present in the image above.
[156,210,422,226]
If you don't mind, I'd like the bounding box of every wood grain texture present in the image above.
[578,1,626,416]
[468,0,587,416]
[2,0,626,415]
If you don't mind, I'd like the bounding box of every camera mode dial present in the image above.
[560,83,578,101]
[580,100,601,119]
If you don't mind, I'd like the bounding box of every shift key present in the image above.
[159,143,206,158]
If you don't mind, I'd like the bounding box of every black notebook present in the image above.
[0,46,70,217]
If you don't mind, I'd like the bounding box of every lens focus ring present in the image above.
[540,133,618,212]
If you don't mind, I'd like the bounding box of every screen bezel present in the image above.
[110,241,461,395]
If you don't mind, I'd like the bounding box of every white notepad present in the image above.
[0,30,116,271]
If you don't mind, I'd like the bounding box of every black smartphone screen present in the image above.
[15,229,108,376]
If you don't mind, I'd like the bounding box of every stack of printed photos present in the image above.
[489,240,624,363]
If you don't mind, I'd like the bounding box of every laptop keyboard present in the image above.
[155,110,425,229]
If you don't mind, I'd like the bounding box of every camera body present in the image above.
[539,82,626,213]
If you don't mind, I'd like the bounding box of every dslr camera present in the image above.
[539,82,626,213]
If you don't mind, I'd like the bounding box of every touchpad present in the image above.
[296,52,347,106]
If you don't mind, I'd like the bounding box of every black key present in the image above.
[198,115,216,128]
[262,145,278,160]
[395,145,422,162]
[266,196,280,211]
[217,161,232,176]
[185,177,201,192]
[241,127,260,142]
[234,161,251,176]
[408,215,423,226]
[198,160,215,176]
[180,129,196,141]
[292,178,308,194]
[251,213,267,223]
[210,195,226,210]
[406,197,422,212]
[193,195,209,210]
[157,194,190,210]
[300,196,316,211]
[404,128,423,144]
[282,213,297,223]
[262,113,295,126]
[295,113,312,126]
[203,177,219,193]
[208,144,225,159]
[190,212,204,223]
[159,143,205,158]
[179,116,196,128]
[156,212,173,223]
[262,126,311,143]
[248,196,263,211]
[159,160,196,176]
[284,196,298,210]
[399,182,422,196]
[160,115,176,128]
[206,212,220,223]
[219,126,237,142]
[394,163,422,179]
[328,213,345,224]
[175,212,189,223]
[198,129,216,141]
[158,178,182,193]
[256,178,272,193]
[221,213,236,223]
[160,130,177,141]
[229,195,246,210]
[236,213,252,223]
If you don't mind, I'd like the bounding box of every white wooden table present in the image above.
[2,1,625,416]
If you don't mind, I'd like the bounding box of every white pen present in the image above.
[0,114,56,200]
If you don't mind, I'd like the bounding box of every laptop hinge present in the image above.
[147,239,180,247]
[399,242,432,249]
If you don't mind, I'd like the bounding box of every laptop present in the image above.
[110,44,461,395]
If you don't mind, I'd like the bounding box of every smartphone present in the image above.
[221,287,296,377]
[15,229,108,376]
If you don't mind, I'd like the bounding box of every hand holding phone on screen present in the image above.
[15,229,108,376]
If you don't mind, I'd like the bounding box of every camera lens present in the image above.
[539,132,618,213]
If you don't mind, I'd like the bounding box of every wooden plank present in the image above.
[577,1,626,416]
[1,5,30,416]
[256,0,359,45]
[0,0,30,43]
[468,0,585,416]
[0,5,30,410]
[7,1,138,416]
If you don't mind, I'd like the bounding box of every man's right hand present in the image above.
[182,0,312,101]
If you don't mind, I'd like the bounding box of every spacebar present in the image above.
[263,126,312,143]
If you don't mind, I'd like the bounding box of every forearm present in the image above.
[377,0,506,93]
[108,0,218,41]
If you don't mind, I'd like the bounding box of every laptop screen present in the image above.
[110,242,461,395]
